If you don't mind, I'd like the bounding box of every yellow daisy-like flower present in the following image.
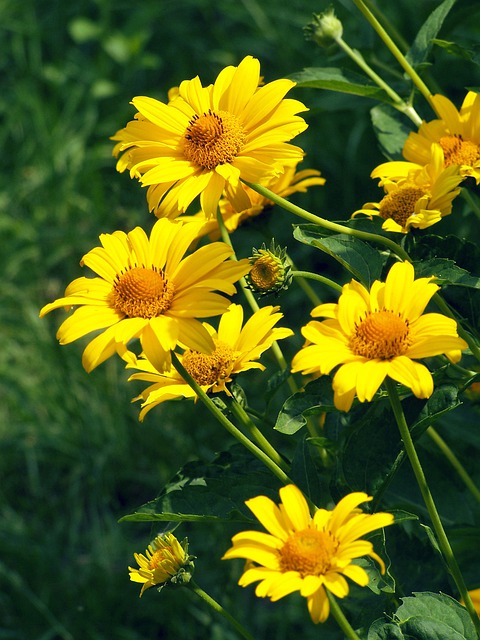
[127,303,293,420]
[222,484,394,624]
[403,91,480,184]
[291,261,468,412]
[353,144,463,233]
[462,588,480,617]
[129,532,194,597]
[111,55,308,218]
[40,218,250,373]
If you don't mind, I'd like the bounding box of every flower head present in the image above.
[40,218,250,373]
[304,8,344,47]
[403,91,480,183]
[246,241,292,297]
[129,532,194,597]
[222,484,394,623]
[111,56,308,218]
[353,144,463,233]
[291,261,468,411]
[127,303,293,420]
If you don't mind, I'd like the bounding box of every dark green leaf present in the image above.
[412,258,480,288]
[371,103,412,158]
[290,66,391,102]
[120,445,281,523]
[406,0,458,67]
[433,39,480,65]
[274,377,334,435]
[410,385,461,439]
[293,225,387,286]
[290,436,328,506]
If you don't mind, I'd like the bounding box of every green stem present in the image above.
[292,270,343,294]
[432,292,480,363]
[334,35,422,126]
[461,187,480,221]
[351,0,435,112]
[227,397,290,474]
[171,352,292,485]
[188,580,255,640]
[326,590,362,640]
[243,181,411,262]
[385,378,480,635]
[427,427,480,504]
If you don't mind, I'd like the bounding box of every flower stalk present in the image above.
[326,590,362,640]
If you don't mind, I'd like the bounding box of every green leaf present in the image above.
[290,436,329,506]
[369,591,477,639]
[433,39,480,66]
[274,377,334,435]
[119,445,281,523]
[410,385,461,439]
[406,0,458,68]
[370,103,413,158]
[290,67,391,102]
[293,225,387,286]
[412,258,480,289]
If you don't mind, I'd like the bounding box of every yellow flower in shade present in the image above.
[403,91,480,184]
[222,484,394,624]
[127,303,293,420]
[39,219,250,373]
[353,144,463,233]
[462,588,480,616]
[182,164,325,238]
[291,261,468,412]
[129,532,194,597]
[111,56,308,219]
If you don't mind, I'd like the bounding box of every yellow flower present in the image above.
[462,588,480,616]
[222,484,394,624]
[291,261,468,412]
[129,532,194,597]
[40,219,250,373]
[353,144,463,233]
[403,91,480,184]
[127,303,293,420]
[111,55,308,218]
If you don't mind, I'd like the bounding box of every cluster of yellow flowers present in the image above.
[40,55,479,626]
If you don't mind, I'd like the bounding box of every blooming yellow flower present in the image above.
[182,163,325,238]
[353,144,463,233]
[111,56,308,218]
[127,303,293,420]
[222,484,394,624]
[403,91,480,183]
[40,218,250,373]
[129,532,194,596]
[291,261,468,412]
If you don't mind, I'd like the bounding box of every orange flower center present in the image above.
[183,109,245,169]
[249,254,281,291]
[349,310,410,360]
[148,549,167,570]
[439,134,480,167]
[378,185,426,227]
[279,528,338,577]
[112,266,175,318]
[181,341,235,386]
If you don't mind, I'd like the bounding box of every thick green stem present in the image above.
[334,35,422,126]
[243,181,411,262]
[171,352,291,485]
[188,580,255,640]
[351,0,435,112]
[385,378,480,634]
[427,427,480,504]
[227,397,290,474]
[292,270,343,294]
[326,590,362,640]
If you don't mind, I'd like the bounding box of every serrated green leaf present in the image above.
[274,377,334,435]
[406,0,457,67]
[119,445,281,523]
[410,385,461,439]
[371,103,412,158]
[413,258,480,288]
[293,225,387,286]
[290,67,391,102]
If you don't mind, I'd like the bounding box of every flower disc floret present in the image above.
[222,485,394,624]
[291,261,468,411]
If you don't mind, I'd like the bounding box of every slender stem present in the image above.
[188,580,255,640]
[171,352,292,485]
[227,397,290,473]
[432,292,480,363]
[427,427,480,504]
[243,181,411,262]
[334,35,422,126]
[385,378,480,634]
[461,187,480,221]
[351,0,435,112]
[326,590,362,640]
[292,270,343,294]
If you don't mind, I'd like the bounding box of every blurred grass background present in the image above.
[1,0,480,637]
